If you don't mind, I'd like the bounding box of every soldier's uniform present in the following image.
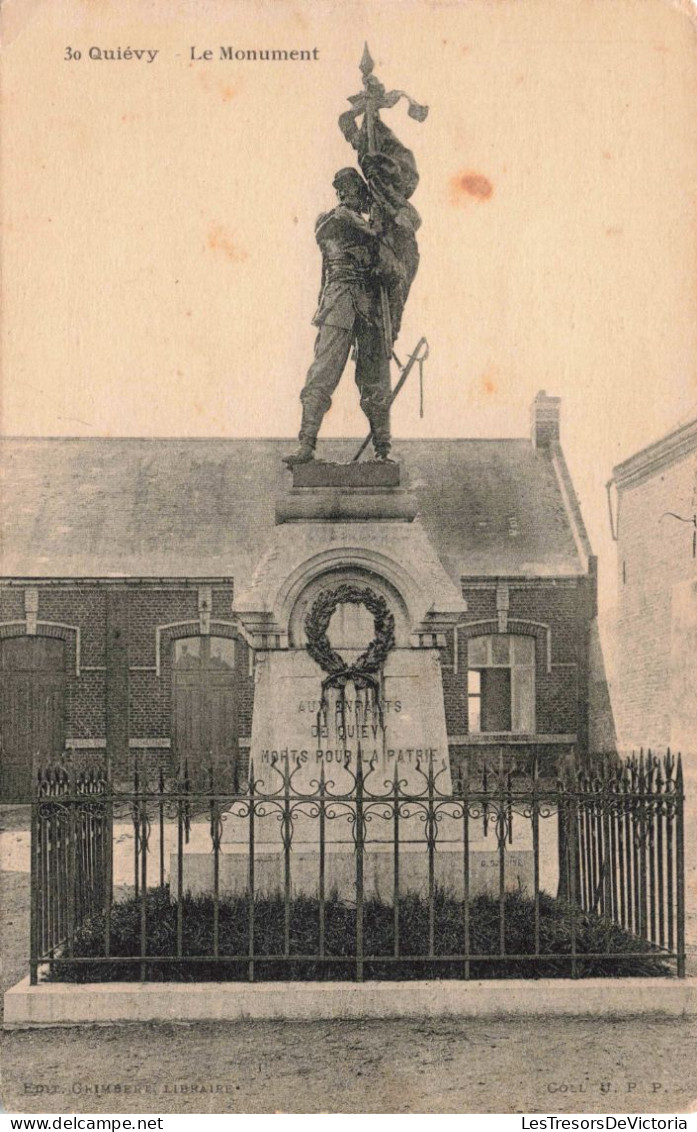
[296,186,392,459]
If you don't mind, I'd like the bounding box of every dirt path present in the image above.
[2,1015,696,1115]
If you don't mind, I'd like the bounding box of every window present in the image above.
[467,634,535,734]
[172,635,238,787]
[173,636,235,670]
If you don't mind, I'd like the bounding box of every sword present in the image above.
[352,337,429,462]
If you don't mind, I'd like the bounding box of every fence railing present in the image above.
[30,750,685,983]
[567,752,685,962]
[31,766,111,977]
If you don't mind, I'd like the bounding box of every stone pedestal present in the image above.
[171,845,534,901]
[248,646,451,797]
[291,461,401,489]
[225,457,468,869]
[276,460,417,523]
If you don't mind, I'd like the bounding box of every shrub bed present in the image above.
[43,887,672,982]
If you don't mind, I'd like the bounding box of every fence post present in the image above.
[656,756,665,949]
[159,766,166,889]
[647,755,657,944]
[427,755,436,964]
[30,778,40,986]
[210,766,221,960]
[104,762,113,959]
[601,762,613,920]
[66,767,77,958]
[566,773,579,979]
[666,751,674,954]
[139,763,149,982]
[247,759,256,983]
[497,749,506,957]
[319,762,326,961]
[355,748,364,983]
[283,757,292,959]
[133,766,140,900]
[531,752,540,962]
[676,755,685,978]
[392,762,400,961]
[462,755,470,981]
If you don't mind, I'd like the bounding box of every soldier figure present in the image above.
[284,48,427,468]
[283,167,393,466]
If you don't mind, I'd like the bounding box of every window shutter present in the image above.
[481,668,512,732]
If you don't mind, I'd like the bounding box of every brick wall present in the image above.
[443,579,583,747]
[1,571,594,786]
[441,577,590,770]
[0,581,247,782]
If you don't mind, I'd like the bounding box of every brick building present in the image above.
[0,393,613,800]
[609,415,697,762]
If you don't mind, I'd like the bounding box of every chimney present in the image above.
[531,390,561,450]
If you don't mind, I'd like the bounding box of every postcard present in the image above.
[1,0,696,1117]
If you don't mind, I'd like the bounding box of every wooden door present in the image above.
[0,637,66,801]
[172,636,238,787]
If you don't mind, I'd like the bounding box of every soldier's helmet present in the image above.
[332,167,370,208]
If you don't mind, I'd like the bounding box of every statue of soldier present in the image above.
[283,166,393,466]
[284,49,426,467]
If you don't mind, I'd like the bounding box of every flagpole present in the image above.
[360,44,393,358]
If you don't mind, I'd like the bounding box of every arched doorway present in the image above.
[0,636,66,802]
[172,636,239,787]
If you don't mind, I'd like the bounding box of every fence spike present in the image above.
[676,753,683,791]
[655,758,663,791]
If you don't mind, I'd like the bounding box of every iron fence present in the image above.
[31,766,111,973]
[30,750,685,983]
[565,752,685,960]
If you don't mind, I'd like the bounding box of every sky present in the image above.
[2,0,697,658]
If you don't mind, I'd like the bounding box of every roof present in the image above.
[0,437,589,584]
[612,416,697,490]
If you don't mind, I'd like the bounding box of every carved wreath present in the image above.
[304,583,395,690]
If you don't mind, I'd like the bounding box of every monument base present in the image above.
[291,461,401,489]
[277,460,416,523]
[171,846,534,900]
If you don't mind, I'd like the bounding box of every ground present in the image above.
[2,807,697,1116]
[3,1014,697,1115]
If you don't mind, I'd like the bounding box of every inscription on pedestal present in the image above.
[249,649,452,797]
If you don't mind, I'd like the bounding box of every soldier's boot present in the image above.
[283,400,324,467]
[369,407,393,463]
[282,440,316,467]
